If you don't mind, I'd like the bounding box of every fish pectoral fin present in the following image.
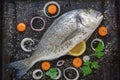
[61,29,81,44]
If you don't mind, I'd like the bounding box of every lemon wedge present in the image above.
[69,41,86,56]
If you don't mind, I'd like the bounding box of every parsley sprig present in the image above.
[82,60,99,76]
[46,68,58,79]
[82,42,105,76]
[95,42,105,58]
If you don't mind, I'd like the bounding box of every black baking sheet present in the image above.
[1,0,120,80]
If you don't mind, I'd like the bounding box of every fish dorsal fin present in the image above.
[61,29,81,44]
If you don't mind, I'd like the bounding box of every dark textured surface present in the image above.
[1,0,120,80]
[0,0,3,80]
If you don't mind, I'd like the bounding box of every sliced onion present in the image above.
[83,55,90,62]
[91,38,104,51]
[21,38,34,52]
[63,67,79,80]
[30,16,45,31]
[56,60,65,67]
[54,68,61,79]
[32,69,43,79]
[43,1,60,18]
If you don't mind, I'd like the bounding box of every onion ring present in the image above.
[54,68,61,79]
[43,1,60,18]
[63,67,79,80]
[32,69,43,79]
[30,16,45,31]
[56,60,65,67]
[83,55,90,62]
[21,38,35,52]
[91,38,104,51]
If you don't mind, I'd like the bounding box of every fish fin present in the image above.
[61,29,81,44]
[8,58,32,78]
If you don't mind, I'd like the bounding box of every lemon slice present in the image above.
[69,41,86,56]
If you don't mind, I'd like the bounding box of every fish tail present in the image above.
[9,58,33,78]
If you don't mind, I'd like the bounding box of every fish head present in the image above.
[77,9,103,30]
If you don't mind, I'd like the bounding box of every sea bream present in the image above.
[9,9,103,78]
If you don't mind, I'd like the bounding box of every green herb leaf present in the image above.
[91,61,99,69]
[95,42,104,52]
[46,68,58,79]
[82,66,92,76]
[83,60,91,66]
[95,51,105,59]
[94,42,105,58]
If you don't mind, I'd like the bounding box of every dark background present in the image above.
[1,0,120,80]
[0,0,3,80]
